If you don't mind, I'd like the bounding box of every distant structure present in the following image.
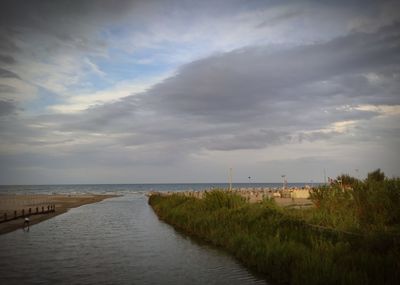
[281,174,287,189]
[229,168,233,191]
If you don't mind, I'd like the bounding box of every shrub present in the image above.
[149,187,400,284]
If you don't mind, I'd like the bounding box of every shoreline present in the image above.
[0,194,118,235]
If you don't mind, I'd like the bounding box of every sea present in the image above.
[0,182,310,195]
[0,183,311,285]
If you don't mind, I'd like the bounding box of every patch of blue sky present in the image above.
[22,86,63,114]
[94,48,176,83]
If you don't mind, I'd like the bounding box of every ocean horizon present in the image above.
[0,182,319,195]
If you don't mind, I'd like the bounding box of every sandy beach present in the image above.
[0,194,117,235]
[150,188,313,207]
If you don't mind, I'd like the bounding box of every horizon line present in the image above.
[0,182,324,187]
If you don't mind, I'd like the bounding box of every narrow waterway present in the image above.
[0,194,267,284]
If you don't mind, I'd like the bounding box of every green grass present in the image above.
[149,187,400,285]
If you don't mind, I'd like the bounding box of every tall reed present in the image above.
[149,186,400,285]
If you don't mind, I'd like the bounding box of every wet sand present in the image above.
[0,194,117,235]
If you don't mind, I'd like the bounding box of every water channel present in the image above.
[0,194,268,284]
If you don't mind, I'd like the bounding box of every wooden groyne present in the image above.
[0,205,55,224]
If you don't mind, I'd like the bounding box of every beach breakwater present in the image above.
[0,194,117,235]
[0,204,55,223]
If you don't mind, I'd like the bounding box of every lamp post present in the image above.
[281,174,286,189]
[355,168,360,180]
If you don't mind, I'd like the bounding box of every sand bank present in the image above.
[0,194,117,235]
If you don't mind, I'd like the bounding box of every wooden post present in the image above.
[36,207,38,214]
[29,208,32,214]
[14,210,17,219]
[22,209,25,217]
[47,205,49,212]
[42,206,44,213]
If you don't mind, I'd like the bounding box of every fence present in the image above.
[0,205,56,223]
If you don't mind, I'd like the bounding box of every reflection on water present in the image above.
[0,195,267,284]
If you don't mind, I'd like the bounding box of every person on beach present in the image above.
[23,216,30,231]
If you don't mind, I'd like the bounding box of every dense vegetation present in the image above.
[149,169,400,285]
[308,169,400,231]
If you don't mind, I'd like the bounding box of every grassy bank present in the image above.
[149,171,400,285]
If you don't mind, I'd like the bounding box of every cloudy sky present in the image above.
[0,0,399,184]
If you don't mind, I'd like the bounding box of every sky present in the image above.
[0,0,399,184]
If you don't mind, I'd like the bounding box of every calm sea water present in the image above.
[0,187,276,284]
[0,183,311,195]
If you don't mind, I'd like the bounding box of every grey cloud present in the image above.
[0,84,16,93]
[0,100,17,116]
[0,33,19,53]
[0,54,15,64]
[49,22,400,155]
[61,98,139,131]
[0,0,135,84]
[1,1,400,184]
[0,0,134,38]
[0,67,19,78]
[144,23,399,121]
[297,131,339,143]
[204,130,291,151]
[256,9,303,28]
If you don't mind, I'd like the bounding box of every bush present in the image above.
[203,189,246,210]
[310,169,400,230]
[149,187,400,284]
